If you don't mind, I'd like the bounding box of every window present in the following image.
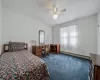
[60,25,78,49]
[69,31,78,46]
[61,32,68,45]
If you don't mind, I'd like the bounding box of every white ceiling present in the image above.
[2,0,100,26]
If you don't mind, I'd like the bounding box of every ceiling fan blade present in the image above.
[35,0,53,9]
[47,1,54,9]
[60,9,66,12]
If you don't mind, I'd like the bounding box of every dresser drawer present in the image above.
[32,46,42,57]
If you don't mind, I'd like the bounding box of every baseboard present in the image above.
[60,51,91,60]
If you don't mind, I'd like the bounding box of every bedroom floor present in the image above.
[42,53,91,80]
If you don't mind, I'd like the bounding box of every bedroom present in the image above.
[0,0,100,80]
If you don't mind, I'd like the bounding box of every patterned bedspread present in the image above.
[0,50,49,80]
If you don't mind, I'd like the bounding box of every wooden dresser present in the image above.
[90,54,100,80]
[32,46,42,57]
[32,44,60,57]
[94,65,100,80]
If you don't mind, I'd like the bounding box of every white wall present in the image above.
[0,0,2,54]
[97,12,100,55]
[2,8,52,52]
[52,14,97,56]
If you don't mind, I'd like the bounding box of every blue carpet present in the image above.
[42,53,91,80]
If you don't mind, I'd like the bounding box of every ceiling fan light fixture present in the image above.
[53,14,58,20]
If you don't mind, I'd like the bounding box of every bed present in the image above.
[0,42,49,80]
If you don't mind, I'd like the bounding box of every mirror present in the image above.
[39,30,45,45]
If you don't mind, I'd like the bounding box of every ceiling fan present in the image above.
[36,0,66,20]
[51,5,66,19]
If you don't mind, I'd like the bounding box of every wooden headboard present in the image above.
[3,44,28,52]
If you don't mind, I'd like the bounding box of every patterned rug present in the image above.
[42,53,91,80]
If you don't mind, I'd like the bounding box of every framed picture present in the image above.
[39,30,45,45]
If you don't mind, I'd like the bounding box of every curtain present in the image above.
[60,25,78,51]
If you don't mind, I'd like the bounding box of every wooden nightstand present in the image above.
[50,44,60,54]
[32,46,42,57]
